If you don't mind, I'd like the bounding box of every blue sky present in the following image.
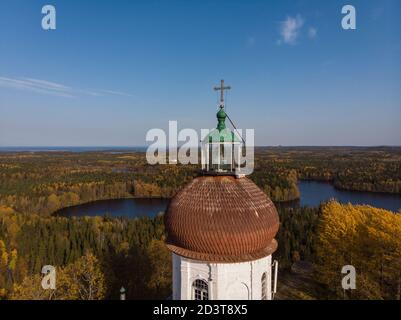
[0,0,400,146]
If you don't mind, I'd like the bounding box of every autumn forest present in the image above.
[0,147,401,300]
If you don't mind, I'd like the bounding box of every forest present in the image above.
[255,146,401,194]
[315,201,401,299]
[0,203,318,299]
[0,206,170,299]
[1,201,399,300]
[0,147,400,299]
[1,147,400,217]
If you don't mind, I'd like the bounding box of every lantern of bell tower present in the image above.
[201,80,243,176]
[201,105,243,175]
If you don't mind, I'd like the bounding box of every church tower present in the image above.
[164,81,280,300]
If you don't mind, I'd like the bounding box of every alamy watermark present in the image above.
[145,121,255,175]
[342,5,356,30]
[41,265,56,290]
[341,265,356,290]
[41,5,56,30]
[39,4,356,32]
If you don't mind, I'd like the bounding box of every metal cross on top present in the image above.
[214,79,231,106]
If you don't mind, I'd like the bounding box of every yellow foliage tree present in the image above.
[146,239,172,299]
[46,194,61,213]
[315,201,401,299]
[11,252,106,300]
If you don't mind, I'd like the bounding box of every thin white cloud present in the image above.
[21,77,71,91]
[98,89,135,97]
[308,27,317,39]
[0,76,134,99]
[0,77,75,98]
[279,15,304,45]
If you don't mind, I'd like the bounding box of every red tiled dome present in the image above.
[164,176,279,262]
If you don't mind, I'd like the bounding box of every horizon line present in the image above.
[1,145,401,149]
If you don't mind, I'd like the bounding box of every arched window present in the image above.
[192,279,208,300]
[261,272,267,300]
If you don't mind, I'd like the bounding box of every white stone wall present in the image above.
[172,253,273,300]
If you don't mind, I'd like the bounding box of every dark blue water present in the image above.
[56,198,170,218]
[298,180,401,212]
[55,181,401,218]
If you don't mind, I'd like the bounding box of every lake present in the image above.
[297,180,401,212]
[56,198,170,218]
[55,181,401,218]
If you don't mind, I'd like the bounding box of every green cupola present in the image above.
[216,106,227,131]
[206,107,241,143]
